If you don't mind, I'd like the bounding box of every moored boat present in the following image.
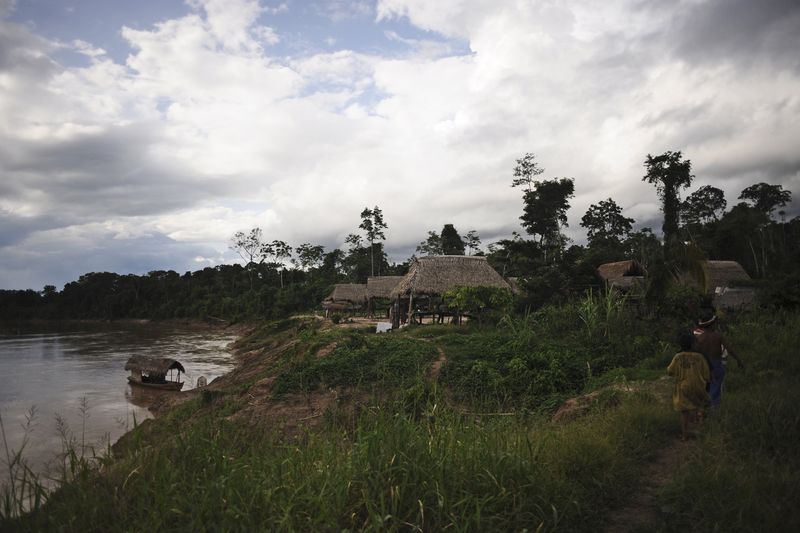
[124,356,185,391]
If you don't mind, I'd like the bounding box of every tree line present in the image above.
[1,149,797,321]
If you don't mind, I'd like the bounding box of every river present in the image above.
[0,323,238,490]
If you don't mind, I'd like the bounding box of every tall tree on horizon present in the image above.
[465,230,481,255]
[511,152,544,192]
[642,150,694,251]
[580,198,634,248]
[681,185,727,226]
[359,206,388,277]
[738,182,792,218]
[230,227,270,291]
[519,178,575,256]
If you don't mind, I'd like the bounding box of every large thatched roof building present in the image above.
[366,276,404,300]
[391,256,511,299]
[597,260,647,291]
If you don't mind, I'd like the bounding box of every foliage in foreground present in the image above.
[6,394,673,532]
[2,310,799,532]
[658,312,800,532]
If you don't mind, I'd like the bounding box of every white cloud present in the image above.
[1,0,799,288]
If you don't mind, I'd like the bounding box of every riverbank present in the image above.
[3,310,799,531]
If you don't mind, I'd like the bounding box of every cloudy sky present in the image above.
[1,0,798,290]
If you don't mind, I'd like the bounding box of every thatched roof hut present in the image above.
[322,283,368,307]
[366,276,404,300]
[390,256,511,298]
[678,260,751,292]
[597,260,647,291]
[124,356,185,375]
[705,261,750,289]
[677,260,754,310]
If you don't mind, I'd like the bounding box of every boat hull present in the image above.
[127,377,184,391]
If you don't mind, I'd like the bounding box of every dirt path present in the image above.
[602,437,688,532]
[428,345,448,380]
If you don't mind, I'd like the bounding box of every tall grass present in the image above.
[4,309,797,531]
[1,398,109,527]
[658,312,800,531]
[7,390,674,532]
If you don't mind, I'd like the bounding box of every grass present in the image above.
[6,392,674,532]
[2,307,799,531]
[657,311,800,532]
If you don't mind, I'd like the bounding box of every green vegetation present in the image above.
[1,150,798,530]
[661,312,800,532]
[3,308,798,532]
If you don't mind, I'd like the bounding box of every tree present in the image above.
[465,230,481,255]
[416,231,443,256]
[440,224,465,255]
[511,152,544,191]
[642,151,694,247]
[345,233,362,251]
[580,198,634,247]
[230,228,270,291]
[266,240,292,288]
[294,243,325,279]
[681,185,727,225]
[520,178,575,254]
[359,206,388,277]
[624,227,662,270]
[738,183,792,217]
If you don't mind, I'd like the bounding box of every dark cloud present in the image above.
[2,124,230,220]
[0,210,63,247]
[669,0,800,70]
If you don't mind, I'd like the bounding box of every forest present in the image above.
[1,150,797,321]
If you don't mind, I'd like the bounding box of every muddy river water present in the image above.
[0,323,237,488]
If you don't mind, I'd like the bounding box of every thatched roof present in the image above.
[705,260,750,288]
[391,256,511,298]
[323,283,368,304]
[679,260,751,293]
[367,276,404,299]
[597,260,646,281]
[124,356,185,375]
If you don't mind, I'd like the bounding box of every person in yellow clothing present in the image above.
[667,333,710,441]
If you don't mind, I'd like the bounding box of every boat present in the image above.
[124,356,185,391]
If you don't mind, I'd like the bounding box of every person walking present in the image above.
[692,309,744,409]
[668,333,710,440]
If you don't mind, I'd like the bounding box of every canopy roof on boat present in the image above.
[124,356,185,375]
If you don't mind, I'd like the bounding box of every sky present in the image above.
[1,0,799,290]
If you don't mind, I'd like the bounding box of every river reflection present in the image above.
[0,323,237,488]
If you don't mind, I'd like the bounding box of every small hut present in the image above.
[366,276,404,317]
[596,260,647,292]
[124,356,185,390]
[391,256,511,323]
[322,283,368,316]
[697,260,755,310]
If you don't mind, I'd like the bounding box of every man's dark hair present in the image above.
[679,332,694,351]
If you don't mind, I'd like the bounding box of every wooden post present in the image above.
[391,298,400,329]
[407,292,414,324]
